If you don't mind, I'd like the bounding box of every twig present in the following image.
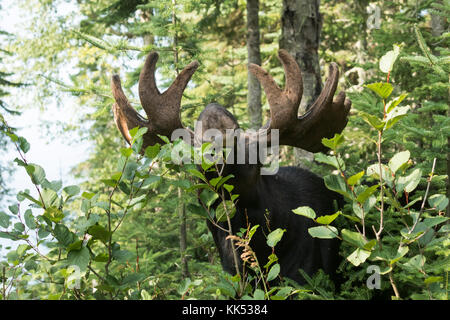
[409,158,437,234]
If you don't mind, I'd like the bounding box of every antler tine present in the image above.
[111,52,199,149]
[248,49,303,130]
[111,75,150,145]
[247,50,351,153]
[291,63,351,152]
[139,52,199,135]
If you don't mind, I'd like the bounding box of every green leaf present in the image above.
[67,247,90,272]
[390,246,409,265]
[347,248,371,266]
[386,93,408,113]
[41,188,59,208]
[0,211,11,228]
[54,224,76,247]
[120,147,133,158]
[25,164,46,185]
[314,153,345,170]
[14,222,25,233]
[384,106,410,130]
[253,289,265,300]
[347,171,365,186]
[324,174,351,199]
[356,185,379,204]
[316,212,341,225]
[215,200,236,222]
[427,194,449,211]
[188,168,207,182]
[8,204,19,215]
[18,136,30,153]
[88,225,112,244]
[44,207,64,223]
[63,185,81,197]
[321,133,344,150]
[379,45,401,73]
[388,151,410,174]
[144,144,161,159]
[359,111,385,131]
[397,168,422,193]
[266,263,280,282]
[292,206,316,220]
[24,209,36,230]
[365,82,394,99]
[341,229,368,248]
[266,228,286,247]
[308,226,338,239]
[424,276,443,285]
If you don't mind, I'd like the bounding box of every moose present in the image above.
[110,49,351,285]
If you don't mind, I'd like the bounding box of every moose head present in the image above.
[111,50,351,285]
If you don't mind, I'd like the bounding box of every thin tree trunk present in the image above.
[280,0,322,167]
[247,0,262,129]
[178,187,189,279]
[430,3,449,217]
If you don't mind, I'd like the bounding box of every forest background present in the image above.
[0,0,448,300]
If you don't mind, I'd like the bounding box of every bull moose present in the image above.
[110,49,351,285]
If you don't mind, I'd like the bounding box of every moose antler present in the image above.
[111,52,199,148]
[248,49,351,152]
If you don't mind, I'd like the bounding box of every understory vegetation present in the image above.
[0,0,448,300]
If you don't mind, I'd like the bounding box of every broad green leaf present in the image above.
[215,200,236,222]
[14,222,25,233]
[397,168,422,193]
[316,211,341,225]
[266,228,286,247]
[292,206,316,220]
[0,211,11,228]
[188,168,207,182]
[424,276,443,285]
[359,111,385,131]
[321,133,344,150]
[8,204,19,215]
[341,229,368,248]
[120,147,133,157]
[347,171,364,186]
[144,144,160,159]
[384,106,410,130]
[324,174,351,199]
[41,188,59,208]
[26,164,46,185]
[314,153,345,170]
[427,194,448,211]
[308,226,338,239]
[44,206,64,223]
[63,185,80,197]
[386,93,408,113]
[347,248,371,266]
[24,209,36,230]
[253,289,265,300]
[365,82,394,99]
[54,224,76,247]
[266,263,280,282]
[390,246,409,265]
[379,45,401,73]
[388,151,410,174]
[356,185,379,204]
[67,247,90,272]
[88,225,112,244]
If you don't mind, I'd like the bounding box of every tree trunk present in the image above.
[280,0,323,167]
[178,187,190,279]
[430,3,449,217]
[247,0,262,129]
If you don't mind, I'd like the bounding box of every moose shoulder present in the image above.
[110,50,351,285]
